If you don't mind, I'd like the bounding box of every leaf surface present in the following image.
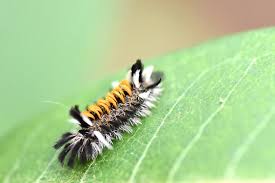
[1,28,275,183]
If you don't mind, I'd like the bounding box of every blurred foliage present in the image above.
[0,0,119,136]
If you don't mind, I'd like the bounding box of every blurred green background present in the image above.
[0,0,120,136]
[1,0,275,137]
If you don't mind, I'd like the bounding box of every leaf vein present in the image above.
[33,153,57,183]
[3,124,43,183]
[166,58,256,183]
[224,107,275,179]
[128,70,208,183]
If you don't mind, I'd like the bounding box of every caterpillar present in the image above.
[54,60,163,167]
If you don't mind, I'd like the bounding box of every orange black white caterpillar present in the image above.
[54,60,163,167]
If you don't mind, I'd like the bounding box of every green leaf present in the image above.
[1,27,275,183]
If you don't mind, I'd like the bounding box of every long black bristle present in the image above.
[85,140,93,160]
[79,141,88,164]
[131,59,143,80]
[67,139,83,167]
[69,105,90,128]
[58,143,71,165]
[146,78,162,90]
[54,133,74,149]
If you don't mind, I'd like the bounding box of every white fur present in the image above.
[114,131,123,140]
[126,70,132,82]
[80,114,93,126]
[133,70,141,88]
[142,65,154,83]
[91,142,101,157]
[139,91,150,99]
[94,131,113,149]
[105,134,112,144]
[130,117,141,125]
[120,125,133,133]
[145,101,155,108]
[68,118,80,125]
[137,109,151,117]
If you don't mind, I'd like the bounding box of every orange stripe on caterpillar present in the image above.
[81,80,132,120]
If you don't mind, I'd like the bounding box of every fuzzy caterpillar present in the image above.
[54,60,163,167]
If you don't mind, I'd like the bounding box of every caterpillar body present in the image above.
[54,60,163,167]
